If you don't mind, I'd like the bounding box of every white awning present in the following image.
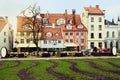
[64,43,78,47]
[28,44,40,47]
[17,44,28,48]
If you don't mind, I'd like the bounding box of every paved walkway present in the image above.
[0,56,120,61]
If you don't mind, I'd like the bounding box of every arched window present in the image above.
[57,18,65,25]
[112,31,115,38]
[107,31,109,38]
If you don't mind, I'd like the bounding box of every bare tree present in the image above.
[22,4,42,56]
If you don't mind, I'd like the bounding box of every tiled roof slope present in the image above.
[0,17,6,32]
[41,27,63,39]
[84,5,104,15]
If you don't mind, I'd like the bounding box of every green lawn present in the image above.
[0,58,120,80]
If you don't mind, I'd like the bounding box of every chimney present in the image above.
[5,16,8,23]
[72,9,76,25]
[96,5,99,8]
[65,9,67,24]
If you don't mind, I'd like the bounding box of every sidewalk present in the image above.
[0,56,120,61]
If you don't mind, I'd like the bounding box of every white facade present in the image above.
[0,17,13,51]
[105,19,120,50]
[81,5,105,49]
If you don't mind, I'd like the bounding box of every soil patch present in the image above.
[17,60,39,80]
[108,62,120,68]
[66,60,114,80]
[47,61,73,80]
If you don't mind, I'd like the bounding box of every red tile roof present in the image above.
[41,27,63,39]
[0,19,6,32]
[84,6,104,15]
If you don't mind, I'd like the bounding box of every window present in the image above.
[70,39,73,43]
[81,32,84,36]
[26,39,30,43]
[90,42,94,48]
[107,31,109,37]
[77,24,83,29]
[99,17,102,22]
[98,42,102,48]
[81,39,84,43]
[42,18,48,24]
[70,32,73,36]
[76,32,79,36]
[65,39,69,42]
[76,39,79,43]
[65,32,68,36]
[46,32,52,37]
[91,25,94,31]
[99,25,102,30]
[91,33,94,38]
[24,24,33,30]
[21,39,24,43]
[4,38,6,43]
[66,24,72,29]
[4,32,6,36]
[58,40,61,43]
[57,18,65,25]
[44,40,47,44]
[20,32,24,36]
[26,32,30,36]
[112,31,115,38]
[99,33,102,38]
[91,17,94,22]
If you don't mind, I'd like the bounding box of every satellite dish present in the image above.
[0,47,7,58]
[112,47,117,56]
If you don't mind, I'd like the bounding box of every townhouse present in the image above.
[105,17,120,50]
[0,16,13,57]
[81,5,105,49]
[16,6,88,52]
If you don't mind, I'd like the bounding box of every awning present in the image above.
[28,44,40,47]
[17,44,28,48]
[64,43,78,47]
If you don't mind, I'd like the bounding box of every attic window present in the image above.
[42,18,48,24]
[66,24,72,29]
[23,24,33,30]
[78,24,83,29]
[57,18,65,25]
[46,32,52,37]
[55,33,59,37]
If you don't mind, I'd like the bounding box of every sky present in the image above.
[0,0,120,27]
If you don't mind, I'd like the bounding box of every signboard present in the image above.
[112,47,117,56]
[0,47,7,58]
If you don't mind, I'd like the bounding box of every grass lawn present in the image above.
[0,58,120,80]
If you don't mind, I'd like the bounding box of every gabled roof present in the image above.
[41,13,81,25]
[105,19,117,25]
[0,17,6,32]
[41,27,63,40]
[84,5,104,15]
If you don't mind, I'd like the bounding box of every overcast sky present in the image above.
[0,0,120,27]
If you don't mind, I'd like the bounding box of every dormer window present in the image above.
[78,24,83,29]
[23,24,33,30]
[46,32,52,37]
[57,18,65,25]
[42,18,48,24]
[69,19,73,24]
[66,24,72,29]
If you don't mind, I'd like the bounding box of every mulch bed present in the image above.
[17,60,39,80]
[47,61,73,80]
[0,61,21,70]
[65,60,114,80]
